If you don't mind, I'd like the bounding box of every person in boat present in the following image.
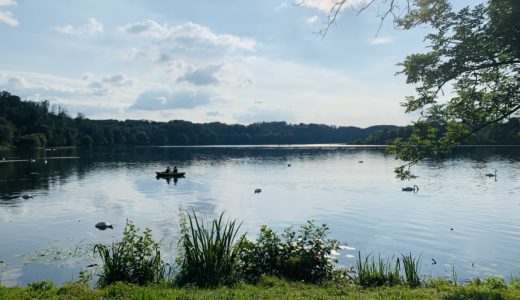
[173,166,178,174]
[165,166,171,173]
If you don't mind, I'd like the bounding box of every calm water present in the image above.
[1,145,519,286]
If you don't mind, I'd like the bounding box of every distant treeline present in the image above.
[1,91,519,148]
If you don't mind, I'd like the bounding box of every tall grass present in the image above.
[94,221,165,287]
[402,252,422,287]
[356,252,401,287]
[176,211,245,287]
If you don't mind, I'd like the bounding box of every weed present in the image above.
[94,220,165,287]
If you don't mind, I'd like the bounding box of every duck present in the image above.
[254,188,262,194]
[485,170,497,177]
[402,185,419,192]
[95,222,113,230]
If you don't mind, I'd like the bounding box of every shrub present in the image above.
[483,276,507,289]
[239,221,340,283]
[175,211,245,287]
[94,221,165,287]
[28,280,56,291]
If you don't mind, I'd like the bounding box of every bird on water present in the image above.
[402,185,419,192]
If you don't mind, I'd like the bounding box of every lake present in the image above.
[1,145,519,286]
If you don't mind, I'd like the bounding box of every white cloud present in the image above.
[177,64,223,86]
[0,10,18,26]
[206,110,219,116]
[123,48,143,61]
[6,75,28,88]
[101,73,134,86]
[119,19,169,38]
[81,72,94,81]
[0,0,17,6]
[54,17,104,35]
[131,88,217,110]
[369,36,393,45]
[274,2,288,12]
[85,73,134,96]
[1,73,76,96]
[297,0,363,13]
[121,20,257,51]
[306,15,319,24]
[234,108,294,124]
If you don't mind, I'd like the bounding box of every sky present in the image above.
[0,0,440,127]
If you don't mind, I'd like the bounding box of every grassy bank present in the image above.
[2,277,520,299]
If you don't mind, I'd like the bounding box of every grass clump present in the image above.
[356,252,401,287]
[175,211,245,287]
[93,220,165,287]
[402,252,422,287]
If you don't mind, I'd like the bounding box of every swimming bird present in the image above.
[485,170,497,177]
[254,188,262,194]
[95,222,113,230]
[358,161,364,163]
[402,185,419,192]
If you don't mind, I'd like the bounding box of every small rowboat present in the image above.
[156,171,186,178]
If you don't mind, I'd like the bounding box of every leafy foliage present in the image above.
[175,211,245,287]
[239,221,341,283]
[94,221,165,287]
[390,0,520,179]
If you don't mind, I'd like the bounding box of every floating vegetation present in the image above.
[17,241,93,267]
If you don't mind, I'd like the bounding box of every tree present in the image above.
[0,117,15,146]
[314,0,520,179]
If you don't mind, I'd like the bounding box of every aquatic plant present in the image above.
[402,252,422,287]
[94,221,165,287]
[175,211,245,287]
[356,252,401,287]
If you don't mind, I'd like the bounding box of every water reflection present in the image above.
[0,145,519,286]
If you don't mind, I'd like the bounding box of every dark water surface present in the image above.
[1,145,519,286]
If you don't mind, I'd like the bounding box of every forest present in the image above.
[1,91,519,148]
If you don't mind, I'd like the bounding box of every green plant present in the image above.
[176,211,245,287]
[483,276,507,289]
[94,220,165,287]
[356,252,401,287]
[402,252,422,287]
[452,266,458,286]
[239,221,341,283]
[28,280,56,291]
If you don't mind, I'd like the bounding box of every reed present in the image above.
[402,252,422,287]
[176,211,245,287]
[356,252,401,287]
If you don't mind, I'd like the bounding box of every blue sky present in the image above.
[0,0,442,127]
